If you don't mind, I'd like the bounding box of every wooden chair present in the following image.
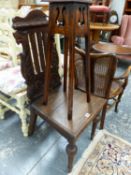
[75,47,130,139]
[0,9,29,136]
[13,10,107,173]
[90,0,111,23]
[13,10,61,102]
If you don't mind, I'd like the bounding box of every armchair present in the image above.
[111,15,131,60]
[75,47,130,139]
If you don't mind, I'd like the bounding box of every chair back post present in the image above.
[13,10,61,102]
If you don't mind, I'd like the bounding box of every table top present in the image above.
[93,42,131,55]
[32,87,106,140]
[90,23,119,31]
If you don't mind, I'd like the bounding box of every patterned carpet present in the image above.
[70,59,131,175]
[70,130,131,175]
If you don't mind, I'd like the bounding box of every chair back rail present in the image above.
[13,10,61,102]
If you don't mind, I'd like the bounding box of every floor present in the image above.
[0,60,131,175]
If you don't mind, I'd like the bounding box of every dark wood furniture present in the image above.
[89,0,111,23]
[43,0,91,120]
[91,43,131,137]
[93,42,131,55]
[75,48,118,139]
[13,10,61,102]
[90,23,119,42]
[13,10,107,173]
[125,0,131,15]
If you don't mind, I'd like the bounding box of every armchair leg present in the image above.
[115,92,123,113]
[100,103,107,129]
[91,117,98,140]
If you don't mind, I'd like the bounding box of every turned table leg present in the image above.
[66,140,77,173]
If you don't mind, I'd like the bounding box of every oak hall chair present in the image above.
[74,47,130,139]
[12,10,61,134]
[90,0,111,23]
[111,15,131,60]
[13,10,108,173]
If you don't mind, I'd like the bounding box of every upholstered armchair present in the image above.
[111,15,131,60]
[90,0,111,23]
[111,15,131,45]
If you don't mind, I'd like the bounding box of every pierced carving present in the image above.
[56,6,66,26]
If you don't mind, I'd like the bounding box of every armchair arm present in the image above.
[75,46,85,57]
[114,66,131,80]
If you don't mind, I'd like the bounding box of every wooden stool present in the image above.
[43,0,91,119]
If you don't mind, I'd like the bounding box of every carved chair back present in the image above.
[13,10,61,102]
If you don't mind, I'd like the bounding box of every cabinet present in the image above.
[125,0,131,14]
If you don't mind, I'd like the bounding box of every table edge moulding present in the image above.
[93,42,131,55]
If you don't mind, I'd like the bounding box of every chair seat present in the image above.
[109,80,123,98]
[90,5,110,12]
[0,55,13,71]
[0,66,26,95]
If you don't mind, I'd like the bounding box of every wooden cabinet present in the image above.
[125,0,131,14]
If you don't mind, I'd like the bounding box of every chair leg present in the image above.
[90,117,98,140]
[28,108,37,136]
[115,92,123,113]
[17,95,28,137]
[100,102,107,129]
[20,109,28,137]
[0,104,5,119]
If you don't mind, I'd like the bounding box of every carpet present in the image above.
[69,130,131,175]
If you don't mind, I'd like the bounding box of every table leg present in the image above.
[66,140,77,173]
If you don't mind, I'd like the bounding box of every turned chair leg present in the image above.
[28,108,37,136]
[66,140,77,173]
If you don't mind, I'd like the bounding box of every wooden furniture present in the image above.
[75,48,118,139]
[93,42,131,55]
[89,0,111,23]
[13,10,61,102]
[90,22,119,42]
[125,0,131,15]
[43,0,91,119]
[0,8,30,137]
[92,42,131,112]
[13,10,107,173]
